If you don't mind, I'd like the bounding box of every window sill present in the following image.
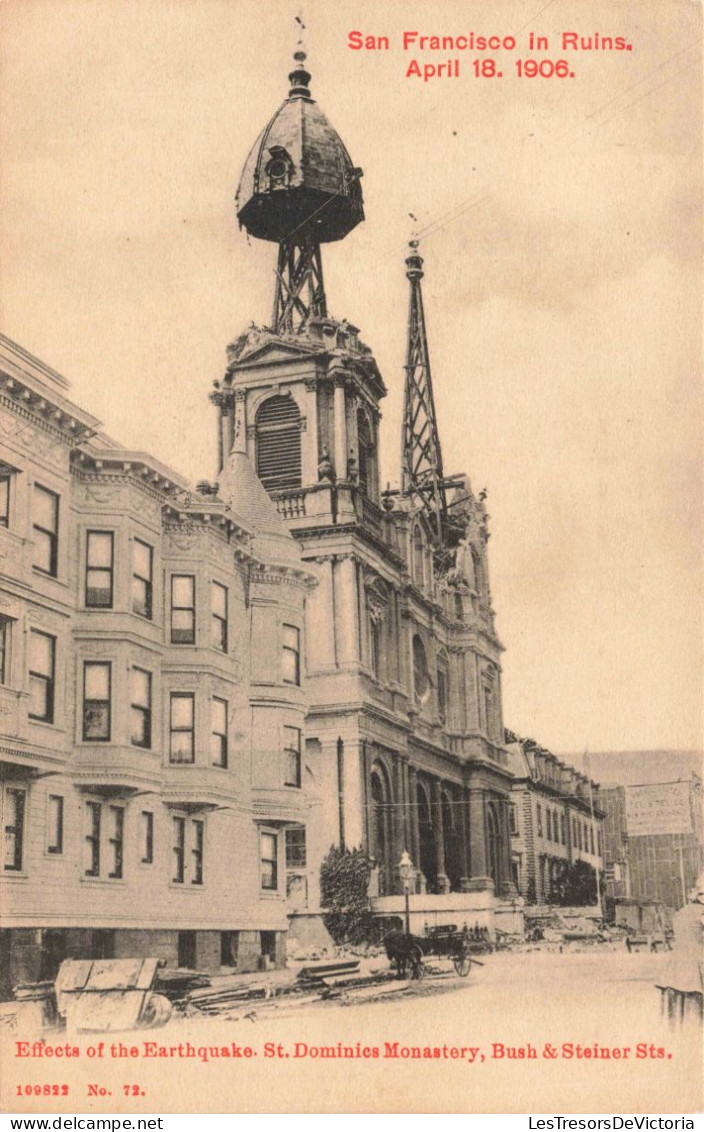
[168,883,207,892]
[32,566,59,580]
[80,877,127,887]
[1,870,29,880]
[27,717,64,732]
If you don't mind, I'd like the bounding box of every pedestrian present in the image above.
[656,872,704,1024]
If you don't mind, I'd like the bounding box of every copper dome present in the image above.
[236,52,364,245]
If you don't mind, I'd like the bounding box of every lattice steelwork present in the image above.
[272,237,327,335]
[401,241,447,543]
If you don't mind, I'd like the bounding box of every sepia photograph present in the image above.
[0,0,701,1117]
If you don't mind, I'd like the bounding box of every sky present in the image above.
[0,0,701,754]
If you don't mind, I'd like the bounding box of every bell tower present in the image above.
[212,49,386,534]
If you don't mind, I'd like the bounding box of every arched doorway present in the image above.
[487,801,501,894]
[442,788,462,892]
[417,781,436,891]
[370,763,393,895]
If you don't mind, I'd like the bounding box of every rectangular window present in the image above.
[561,814,566,845]
[108,806,123,878]
[169,693,195,764]
[509,803,518,836]
[32,484,59,576]
[260,831,278,891]
[130,668,152,749]
[282,625,300,686]
[211,582,228,652]
[132,539,153,620]
[28,630,55,723]
[285,826,306,868]
[4,787,25,871]
[171,576,195,644]
[536,803,543,837]
[211,697,228,768]
[140,811,154,864]
[85,801,101,877]
[0,475,10,528]
[590,826,595,855]
[0,616,10,685]
[284,726,301,788]
[83,662,111,742]
[47,795,64,854]
[85,531,114,608]
[172,816,185,883]
[546,809,552,841]
[191,820,204,885]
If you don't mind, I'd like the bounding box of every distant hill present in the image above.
[557,750,703,787]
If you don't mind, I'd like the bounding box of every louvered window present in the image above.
[255,396,302,492]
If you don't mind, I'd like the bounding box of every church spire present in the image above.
[401,241,447,543]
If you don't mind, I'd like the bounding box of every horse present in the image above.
[383,930,424,979]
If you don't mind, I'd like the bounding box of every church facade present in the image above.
[217,50,517,931]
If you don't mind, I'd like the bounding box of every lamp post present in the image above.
[399,850,415,936]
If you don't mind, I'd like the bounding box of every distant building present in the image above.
[600,777,703,912]
[505,733,604,904]
[561,750,704,914]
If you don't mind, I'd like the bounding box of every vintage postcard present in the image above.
[0,0,701,1117]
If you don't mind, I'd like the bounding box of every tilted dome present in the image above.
[236,52,364,244]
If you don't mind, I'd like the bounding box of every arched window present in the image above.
[412,634,430,705]
[255,396,301,492]
[412,525,425,587]
[357,409,376,499]
[437,649,449,725]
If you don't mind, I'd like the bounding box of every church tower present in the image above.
[214,48,516,923]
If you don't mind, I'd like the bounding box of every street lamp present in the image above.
[399,850,415,936]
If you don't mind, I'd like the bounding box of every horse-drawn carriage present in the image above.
[384,923,484,980]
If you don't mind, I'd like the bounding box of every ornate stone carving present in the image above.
[317,446,334,482]
[84,484,126,506]
[163,531,196,553]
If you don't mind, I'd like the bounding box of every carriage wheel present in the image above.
[453,952,472,977]
[410,945,425,981]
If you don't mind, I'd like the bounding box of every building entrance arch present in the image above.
[370,763,394,895]
[417,781,436,891]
